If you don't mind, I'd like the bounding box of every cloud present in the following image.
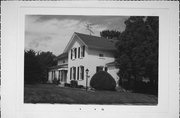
[25,15,129,55]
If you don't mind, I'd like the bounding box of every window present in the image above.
[99,54,104,57]
[63,60,65,63]
[96,66,104,72]
[71,48,77,60]
[80,66,84,80]
[96,66,107,72]
[73,67,76,80]
[70,67,76,80]
[77,66,84,80]
[80,46,85,58]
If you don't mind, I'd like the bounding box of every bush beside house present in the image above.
[90,71,116,91]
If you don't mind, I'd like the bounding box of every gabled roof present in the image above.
[106,61,118,66]
[48,64,68,70]
[75,32,117,51]
[63,32,118,52]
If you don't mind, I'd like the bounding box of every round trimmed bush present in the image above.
[90,71,116,91]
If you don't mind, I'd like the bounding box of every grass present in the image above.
[24,84,158,105]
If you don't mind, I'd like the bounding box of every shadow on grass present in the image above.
[24,84,158,105]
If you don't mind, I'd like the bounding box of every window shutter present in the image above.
[70,68,72,80]
[74,48,77,59]
[71,49,72,59]
[82,46,85,57]
[82,66,84,80]
[78,47,80,58]
[77,67,79,80]
[74,67,76,80]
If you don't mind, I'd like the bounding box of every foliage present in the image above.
[64,83,71,87]
[24,50,57,84]
[90,71,116,91]
[100,30,121,39]
[52,78,60,85]
[70,80,78,88]
[36,51,57,83]
[115,16,158,95]
[77,85,85,89]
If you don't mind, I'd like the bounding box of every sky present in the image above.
[25,15,129,56]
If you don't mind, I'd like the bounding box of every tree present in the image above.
[115,16,158,94]
[36,51,57,83]
[24,50,57,84]
[24,50,42,84]
[100,30,121,39]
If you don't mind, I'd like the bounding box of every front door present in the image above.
[64,70,67,82]
[60,70,67,83]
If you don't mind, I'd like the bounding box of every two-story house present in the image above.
[48,32,119,87]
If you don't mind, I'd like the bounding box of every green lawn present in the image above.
[24,84,158,105]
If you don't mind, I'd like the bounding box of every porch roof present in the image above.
[48,64,68,70]
[106,61,119,66]
[56,53,68,60]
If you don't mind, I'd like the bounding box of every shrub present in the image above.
[52,78,60,85]
[90,71,116,91]
[77,85,85,89]
[70,80,78,88]
[64,83,71,87]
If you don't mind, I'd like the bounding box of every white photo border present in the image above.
[2,1,179,118]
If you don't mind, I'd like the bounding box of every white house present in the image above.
[48,32,119,87]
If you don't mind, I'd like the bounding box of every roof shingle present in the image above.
[75,32,117,51]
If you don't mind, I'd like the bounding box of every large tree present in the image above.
[36,51,57,83]
[24,50,42,84]
[115,16,158,94]
[24,50,57,84]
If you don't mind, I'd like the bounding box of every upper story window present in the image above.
[77,45,85,59]
[71,45,85,60]
[71,48,77,60]
[80,46,85,58]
